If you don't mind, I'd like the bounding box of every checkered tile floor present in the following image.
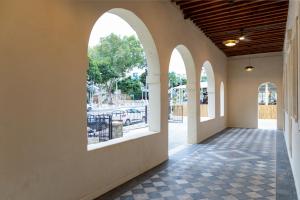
[96,128,297,200]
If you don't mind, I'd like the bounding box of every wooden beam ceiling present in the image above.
[171,0,289,57]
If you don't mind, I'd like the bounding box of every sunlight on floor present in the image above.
[200,117,213,122]
[168,117,187,152]
[258,119,277,130]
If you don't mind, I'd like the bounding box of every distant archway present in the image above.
[200,61,215,121]
[220,82,224,117]
[257,82,277,129]
[168,45,197,153]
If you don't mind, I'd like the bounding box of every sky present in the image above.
[88,13,186,75]
[88,13,137,47]
[169,49,186,75]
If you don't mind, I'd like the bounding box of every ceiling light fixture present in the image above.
[245,56,254,72]
[239,28,246,41]
[223,39,239,47]
[239,36,245,41]
[245,65,254,71]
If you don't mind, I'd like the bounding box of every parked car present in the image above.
[111,108,146,126]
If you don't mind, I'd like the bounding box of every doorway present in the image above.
[168,45,197,155]
[258,82,277,129]
[168,48,188,152]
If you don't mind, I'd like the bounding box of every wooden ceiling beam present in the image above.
[171,0,288,56]
[206,22,286,37]
[221,42,283,52]
[220,43,284,50]
[194,8,288,28]
[182,1,245,18]
[186,0,268,18]
[178,0,225,8]
[225,46,283,52]
[199,15,287,31]
[213,38,284,45]
[211,26,286,35]
[218,41,284,49]
[202,19,287,35]
[209,31,285,41]
[192,5,287,23]
[207,26,286,38]
[188,1,287,21]
[181,1,227,11]
[217,37,285,44]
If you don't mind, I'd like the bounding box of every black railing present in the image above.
[87,106,149,143]
[87,114,112,142]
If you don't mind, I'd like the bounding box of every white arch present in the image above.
[220,81,224,117]
[89,8,161,132]
[258,82,277,105]
[168,45,197,144]
[258,82,277,89]
[201,61,215,119]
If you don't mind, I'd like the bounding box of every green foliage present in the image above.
[88,34,146,82]
[118,77,142,100]
[140,70,147,86]
[87,57,102,83]
[168,72,187,88]
[87,33,146,103]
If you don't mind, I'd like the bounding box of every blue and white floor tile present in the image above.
[96,128,297,200]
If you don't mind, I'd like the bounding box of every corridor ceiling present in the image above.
[172,0,289,57]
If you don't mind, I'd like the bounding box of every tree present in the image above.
[168,72,187,88]
[87,57,102,83]
[118,77,143,100]
[88,33,146,104]
[140,70,147,86]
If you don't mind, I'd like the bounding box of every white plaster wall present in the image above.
[0,0,227,200]
[283,0,300,198]
[227,52,283,130]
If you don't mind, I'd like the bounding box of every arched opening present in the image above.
[258,82,277,129]
[168,45,197,154]
[87,9,160,147]
[220,81,224,117]
[200,61,215,122]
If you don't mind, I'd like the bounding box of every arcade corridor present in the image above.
[97,128,297,200]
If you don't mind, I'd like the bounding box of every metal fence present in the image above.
[87,114,112,142]
[168,105,183,123]
[87,106,149,143]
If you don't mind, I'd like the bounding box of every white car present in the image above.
[111,108,146,126]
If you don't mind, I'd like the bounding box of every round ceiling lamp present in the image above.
[239,36,245,41]
[245,65,254,71]
[245,55,254,72]
[223,39,239,47]
[239,28,246,41]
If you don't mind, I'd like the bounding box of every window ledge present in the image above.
[200,117,214,122]
[87,129,159,151]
